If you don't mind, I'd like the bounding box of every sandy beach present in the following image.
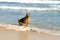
[0,26,60,40]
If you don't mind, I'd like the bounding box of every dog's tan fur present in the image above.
[18,13,30,26]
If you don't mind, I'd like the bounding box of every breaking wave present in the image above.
[0,6,60,11]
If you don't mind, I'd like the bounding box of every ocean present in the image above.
[0,2,60,34]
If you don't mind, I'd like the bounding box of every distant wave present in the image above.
[0,23,60,36]
[0,1,60,3]
[0,6,60,11]
[0,2,60,11]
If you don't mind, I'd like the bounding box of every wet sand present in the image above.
[0,27,60,40]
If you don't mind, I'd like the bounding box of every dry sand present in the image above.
[0,27,60,40]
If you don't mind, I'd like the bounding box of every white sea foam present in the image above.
[0,1,60,3]
[0,24,60,35]
[0,6,60,11]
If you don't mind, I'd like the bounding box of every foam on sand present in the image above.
[0,24,30,31]
[0,23,60,36]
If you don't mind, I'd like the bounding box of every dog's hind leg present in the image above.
[18,22,23,26]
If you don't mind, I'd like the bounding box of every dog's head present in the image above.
[26,13,30,17]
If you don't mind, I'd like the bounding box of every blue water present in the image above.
[0,2,60,30]
[0,9,60,30]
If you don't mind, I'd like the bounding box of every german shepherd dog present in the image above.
[18,13,30,26]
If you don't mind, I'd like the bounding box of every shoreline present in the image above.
[0,23,60,35]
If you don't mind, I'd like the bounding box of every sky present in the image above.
[0,0,60,3]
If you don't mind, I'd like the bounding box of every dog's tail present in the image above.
[18,18,20,22]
